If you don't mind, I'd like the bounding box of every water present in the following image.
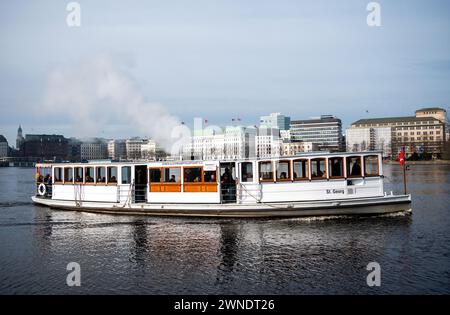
[0,164,449,294]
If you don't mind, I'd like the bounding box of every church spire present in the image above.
[16,125,24,149]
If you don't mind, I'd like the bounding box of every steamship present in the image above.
[31,151,411,217]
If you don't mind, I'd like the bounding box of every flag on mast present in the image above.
[398,149,405,166]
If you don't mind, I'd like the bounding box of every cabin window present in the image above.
[85,167,94,183]
[163,168,181,183]
[149,168,162,182]
[276,160,291,181]
[121,166,132,184]
[64,167,73,183]
[241,162,253,182]
[364,155,379,176]
[184,167,202,183]
[259,161,274,181]
[96,167,106,183]
[347,156,362,177]
[311,158,327,179]
[54,167,63,183]
[107,167,118,184]
[329,157,344,178]
[204,170,217,183]
[293,159,309,180]
[74,167,83,183]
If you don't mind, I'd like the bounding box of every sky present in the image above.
[1,0,449,147]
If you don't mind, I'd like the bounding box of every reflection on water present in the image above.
[0,165,449,294]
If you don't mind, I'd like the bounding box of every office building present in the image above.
[20,134,69,161]
[290,115,344,152]
[80,138,108,161]
[346,127,392,157]
[126,138,148,160]
[141,139,157,159]
[260,113,291,130]
[348,107,446,158]
[108,139,127,160]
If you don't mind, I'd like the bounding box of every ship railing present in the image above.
[133,184,147,203]
[237,183,262,203]
[117,184,132,204]
[221,184,237,203]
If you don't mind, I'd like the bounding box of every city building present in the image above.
[416,107,449,141]
[141,139,157,159]
[0,135,9,157]
[259,112,291,130]
[67,138,81,162]
[80,138,108,161]
[181,125,288,160]
[346,127,392,157]
[280,129,291,141]
[224,126,258,160]
[256,127,282,158]
[348,107,446,158]
[282,141,318,156]
[108,139,127,160]
[126,138,149,160]
[415,107,447,123]
[19,134,69,161]
[290,115,344,152]
[181,126,261,160]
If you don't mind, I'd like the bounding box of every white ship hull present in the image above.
[32,152,413,218]
[32,194,411,218]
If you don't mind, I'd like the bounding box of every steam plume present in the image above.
[43,55,180,151]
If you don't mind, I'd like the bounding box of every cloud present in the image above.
[42,55,180,151]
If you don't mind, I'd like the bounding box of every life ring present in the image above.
[38,183,46,196]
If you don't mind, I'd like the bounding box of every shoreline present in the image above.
[384,160,450,165]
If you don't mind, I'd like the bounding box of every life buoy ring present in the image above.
[38,183,46,196]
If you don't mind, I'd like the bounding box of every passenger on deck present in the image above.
[184,169,192,181]
[332,159,341,177]
[280,172,287,179]
[221,168,233,184]
[169,175,176,182]
[221,167,235,202]
[109,176,117,183]
[351,159,361,176]
[44,174,51,184]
